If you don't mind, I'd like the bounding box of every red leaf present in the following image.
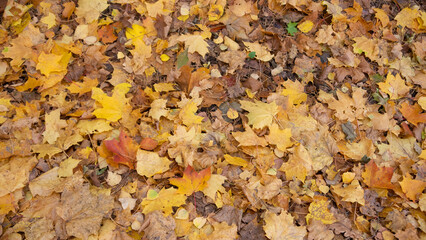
[103,131,138,169]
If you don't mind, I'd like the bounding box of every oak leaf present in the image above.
[170,165,211,196]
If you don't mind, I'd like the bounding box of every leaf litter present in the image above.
[0,0,425,239]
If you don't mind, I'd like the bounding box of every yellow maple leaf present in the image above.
[36,51,71,77]
[67,77,98,96]
[202,174,226,202]
[177,34,209,57]
[265,123,293,152]
[232,125,268,147]
[179,100,204,126]
[75,0,109,23]
[40,12,56,29]
[243,41,274,62]
[91,83,131,122]
[43,109,67,144]
[378,73,410,99]
[141,187,187,215]
[149,99,168,121]
[126,24,146,43]
[373,8,389,27]
[395,7,420,29]
[58,157,81,177]
[240,100,278,129]
[352,36,379,62]
[399,174,426,201]
[76,119,113,135]
[306,196,336,225]
[332,180,365,205]
[208,4,224,21]
[169,166,211,196]
[297,20,314,33]
[136,149,172,178]
[281,80,307,105]
[263,210,307,240]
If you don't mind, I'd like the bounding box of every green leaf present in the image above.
[287,22,298,36]
[248,51,256,59]
[177,48,189,69]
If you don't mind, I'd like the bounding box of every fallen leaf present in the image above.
[240,100,279,129]
[170,165,211,196]
[399,175,426,201]
[103,130,138,169]
[91,83,131,122]
[141,187,187,215]
[362,160,395,189]
[306,196,336,225]
[263,210,307,240]
[399,102,426,126]
[136,149,171,177]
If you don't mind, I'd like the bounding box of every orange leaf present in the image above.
[362,160,395,190]
[399,175,426,201]
[98,25,117,44]
[103,131,138,169]
[399,102,426,126]
[170,166,211,196]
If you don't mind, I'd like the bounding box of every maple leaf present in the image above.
[352,36,379,62]
[306,196,336,225]
[136,149,172,177]
[66,77,98,96]
[362,160,395,190]
[140,187,187,215]
[378,73,410,100]
[399,102,426,126]
[240,100,278,129]
[266,123,293,152]
[91,83,131,122]
[169,165,211,196]
[177,34,209,57]
[243,41,274,62]
[43,109,67,144]
[36,51,71,77]
[232,125,268,147]
[263,210,307,240]
[75,0,109,23]
[287,22,298,36]
[399,175,426,201]
[332,180,365,205]
[281,80,307,105]
[202,174,226,203]
[103,130,138,169]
